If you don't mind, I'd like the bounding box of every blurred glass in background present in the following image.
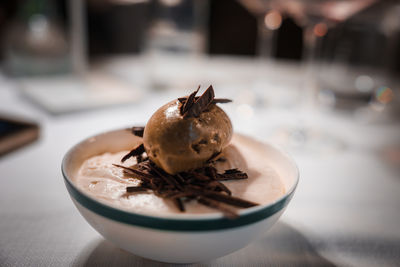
[143,0,208,91]
[3,0,70,76]
[0,0,398,118]
[317,0,400,121]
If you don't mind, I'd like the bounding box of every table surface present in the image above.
[1,57,400,267]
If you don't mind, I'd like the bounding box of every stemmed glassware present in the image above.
[235,0,285,109]
[271,0,378,151]
[239,0,378,152]
[271,0,377,105]
[237,0,282,60]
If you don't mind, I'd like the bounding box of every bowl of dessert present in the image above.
[61,86,299,264]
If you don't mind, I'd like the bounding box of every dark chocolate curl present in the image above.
[184,85,215,118]
[121,144,145,163]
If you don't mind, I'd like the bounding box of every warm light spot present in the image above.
[376,86,394,104]
[313,23,328,37]
[264,10,282,30]
[159,0,182,7]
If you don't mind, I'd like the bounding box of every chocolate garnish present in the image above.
[181,85,200,115]
[148,163,184,191]
[207,180,231,195]
[173,197,185,212]
[126,186,149,193]
[131,126,145,137]
[136,154,144,163]
[204,166,217,180]
[179,85,218,118]
[184,85,215,118]
[197,197,238,219]
[179,97,232,104]
[217,169,248,181]
[112,164,153,180]
[121,144,145,163]
[201,190,257,208]
[175,173,185,183]
[207,151,222,163]
[115,154,259,218]
[212,98,232,104]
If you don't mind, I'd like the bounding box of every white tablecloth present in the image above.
[1,57,399,267]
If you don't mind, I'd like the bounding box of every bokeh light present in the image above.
[264,10,282,30]
[313,23,328,37]
[375,86,393,104]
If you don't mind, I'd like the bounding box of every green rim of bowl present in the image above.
[63,168,296,232]
[61,130,298,232]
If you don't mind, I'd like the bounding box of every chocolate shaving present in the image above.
[179,85,232,117]
[121,144,145,163]
[212,98,232,104]
[207,180,232,195]
[184,85,215,118]
[201,190,257,208]
[173,197,185,212]
[181,85,200,115]
[175,173,185,183]
[179,97,232,104]
[131,126,145,137]
[217,169,248,181]
[112,164,153,180]
[197,197,238,219]
[204,166,218,180]
[114,154,259,218]
[126,186,149,193]
[207,151,222,163]
[136,154,144,163]
[148,163,184,191]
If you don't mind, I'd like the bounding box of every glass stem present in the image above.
[255,15,277,84]
[257,16,275,61]
[301,23,322,109]
[257,16,274,60]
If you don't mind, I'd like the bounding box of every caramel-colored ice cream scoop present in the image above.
[143,99,232,174]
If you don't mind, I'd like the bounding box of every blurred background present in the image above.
[0,0,399,106]
[1,0,399,152]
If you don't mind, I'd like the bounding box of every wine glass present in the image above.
[144,0,208,91]
[267,0,378,153]
[271,0,378,108]
[237,0,283,59]
[235,0,286,109]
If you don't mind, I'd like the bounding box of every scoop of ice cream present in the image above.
[143,99,233,174]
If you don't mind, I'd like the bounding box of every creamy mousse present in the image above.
[74,134,285,215]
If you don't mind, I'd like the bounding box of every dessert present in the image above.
[143,89,232,174]
[74,86,286,218]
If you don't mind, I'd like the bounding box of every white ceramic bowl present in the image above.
[62,129,299,264]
